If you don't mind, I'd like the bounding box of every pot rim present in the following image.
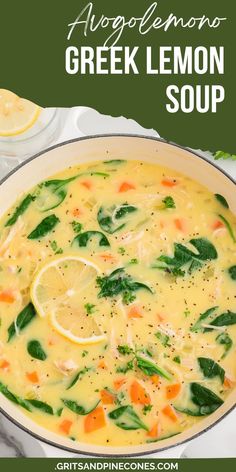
[0,133,235,457]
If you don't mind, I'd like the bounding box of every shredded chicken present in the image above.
[54,359,78,376]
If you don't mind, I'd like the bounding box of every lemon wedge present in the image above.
[30,255,106,345]
[0,89,41,137]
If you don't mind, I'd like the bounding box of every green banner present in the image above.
[0,459,235,472]
[0,0,235,152]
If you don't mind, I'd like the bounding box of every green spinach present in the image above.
[72,231,110,248]
[218,214,236,243]
[8,303,36,342]
[67,367,91,390]
[27,340,47,361]
[214,194,229,209]
[228,265,236,280]
[156,238,217,276]
[216,332,233,359]
[97,268,152,304]
[27,399,53,415]
[28,215,59,239]
[97,203,137,234]
[5,194,36,226]
[62,399,100,415]
[108,405,148,431]
[0,382,31,411]
[198,357,225,383]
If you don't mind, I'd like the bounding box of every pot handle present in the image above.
[39,440,187,458]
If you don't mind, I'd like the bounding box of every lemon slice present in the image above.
[0,89,41,136]
[30,255,106,345]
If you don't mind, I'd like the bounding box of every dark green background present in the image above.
[0,0,235,152]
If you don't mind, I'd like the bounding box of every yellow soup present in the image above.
[0,159,235,447]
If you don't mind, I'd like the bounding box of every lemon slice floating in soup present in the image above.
[30,255,106,344]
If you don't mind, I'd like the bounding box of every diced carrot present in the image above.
[161,179,177,187]
[162,405,178,422]
[0,291,15,304]
[212,220,224,230]
[59,419,73,435]
[174,218,185,232]
[147,421,161,438]
[0,360,10,370]
[113,378,126,390]
[166,383,181,399]
[224,376,235,389]
[98,360,108,370]
[157,313,165,321]
[81,180,92,190]
[118,182,135,193]
[100,389,115,405]
[150,375,160,386]
[127,305,143,319]
[99,253,116,262]
[72,208,82,217]
[130,380,151,405]
[84,406,106,433]
[26,371,39,384]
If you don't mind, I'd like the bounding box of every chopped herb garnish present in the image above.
[84,303,96,315]
[142,404,153,415]
[71,221,83,234]
[97,268,152,304]
[173,356,181,364]
[155,331,171,347]
[50,240,63,254]
[162,196,176,209]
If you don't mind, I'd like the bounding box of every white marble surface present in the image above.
[0,107,235,457]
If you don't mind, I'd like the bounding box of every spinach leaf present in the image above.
[117,345,134,355]
[38,176,78,212]
[28,215,59,239]
[216,332,233,359]
[228,265,236,281]
[218,214,236,243]
[191,382,223,409]
[27,340,47,361]
[190,306,218,332]
[27,399,54,415]
[97,268,152,304]
[97,203,137,234]
[198,357,225,383]
[67,367,91,390]
[214,151,236,161]
[103,159,126,165]
[0,382,31,411]
[174,406,208,417]
[157,238,217,276]
[215,194,229,209]
[206,311,236,331]
[8,303,36,342]
[108,405,148,431]
[72,230,110,248]
[155,331,171,347]
[62,399,100,415]
[136,356,172,380]
[162,196,175,209]
[175,382,223,417]
[5,194,36,227]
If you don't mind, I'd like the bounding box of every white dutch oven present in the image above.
[0,135,235,457]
